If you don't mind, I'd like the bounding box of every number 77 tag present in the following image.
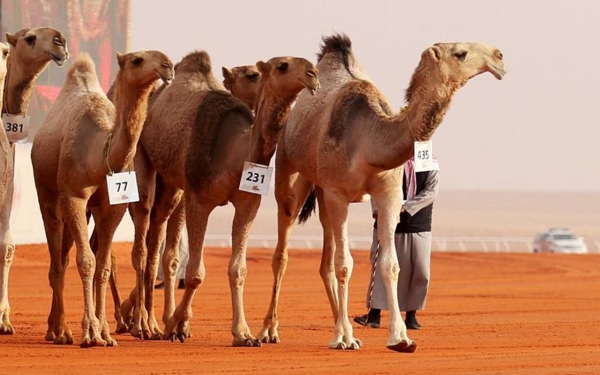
[106,171,140,205]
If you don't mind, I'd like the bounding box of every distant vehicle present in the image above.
[532,228,588,254]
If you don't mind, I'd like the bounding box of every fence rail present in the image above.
[204,234,600,253]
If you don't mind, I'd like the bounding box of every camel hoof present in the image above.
[53,335,74,345]
[0,324,15,335]
[387,340,418,353]
[259,335,280,344]
[176,333,186,343]
[168,333,176,342]
[105,338,118,347]
[329,341,347,350]
[233,338,262,347]
[114,323,129,334]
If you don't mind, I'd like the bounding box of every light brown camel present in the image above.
[257,34,506,352]
[1,27,68,335]
[222,64,262,110]
[31,51,173,347]
[126,51,319,346]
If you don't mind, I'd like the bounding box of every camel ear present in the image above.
[5,33,17,47]
[427,46,443,62]
[256,61,271,76]
[116,52,125,68]
[222,67,233,83]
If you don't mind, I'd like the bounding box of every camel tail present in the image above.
[298,188,317,224]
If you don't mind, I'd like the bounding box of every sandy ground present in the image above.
[1,243,600,375]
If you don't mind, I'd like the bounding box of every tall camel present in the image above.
[127,51,319,346]
[258,34,506,352]
[1,27,68,335]
[222,64,262,110]
[31,51,173,348]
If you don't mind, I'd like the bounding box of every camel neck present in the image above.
[2,55,48,115]
[247,90,298,165]
[370,89,452,170]
[104,82,153,173]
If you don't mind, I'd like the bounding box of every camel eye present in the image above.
[2,50,8,59]
[161,60,170,68]
[306,70,317,78]
[247,72,259,82]
[25,35,36,46]
[277,62,289,72]
[53,37,63,46]
[132,57,144,66]
[454,51,467,61]
[495,50,503,60]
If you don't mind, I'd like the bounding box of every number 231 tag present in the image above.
[414,140,434,172]
[239,161,273,196]
[106,172,140,205]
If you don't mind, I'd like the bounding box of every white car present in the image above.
[532,229,588,254]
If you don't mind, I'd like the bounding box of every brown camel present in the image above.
[126,51,319,346]
[222,64,262,110]
[1,27,68,335]
[257,34,506,352]
[31,51,173,348]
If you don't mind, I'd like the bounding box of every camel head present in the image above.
[406,42,505,103]
[222,65,262,110]
[256,57,320,99]
[5,27,69,67]
[116,50,174,88]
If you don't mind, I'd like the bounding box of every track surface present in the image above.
[2,243,599,374]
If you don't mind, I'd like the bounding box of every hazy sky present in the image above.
[130,1,600,192]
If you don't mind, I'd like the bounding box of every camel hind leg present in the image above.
[257,171,312,344]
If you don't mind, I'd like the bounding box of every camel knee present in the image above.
[319,262,335,280]
[228,266,247,287]
[0,243,15,266]
[380,260,399,283]
[76,254,96,277]
[95,267,111,284]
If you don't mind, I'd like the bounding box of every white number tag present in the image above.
[2,114,30,142]
[239,161,273,196]
[106,172,139,205]
[414,140,434,172]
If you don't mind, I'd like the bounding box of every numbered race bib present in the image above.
[414,140,434,172]
[239,161,273,196]
[106,171,140,205]
[2,113,30,142]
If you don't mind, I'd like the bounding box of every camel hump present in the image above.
[317,33,353,62]
[65,53,100,91]
[176,50,212,75]
[70,53,96,74]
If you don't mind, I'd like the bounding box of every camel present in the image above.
[257,34,506,352]
[125,51,319,346]
[1,27,68,335]
[31,50,173,347]
[222,64,262,110]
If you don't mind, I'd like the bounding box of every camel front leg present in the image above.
[372,188,417,353]
[315,187,338,322]
[91,203,128,347]
[37,190,73,344]
[0,200,15,335]
[257,172,312,344]
[322,191,361,350]
[61,195,105,348]
[229,192,261,347]
[165,194,211,343]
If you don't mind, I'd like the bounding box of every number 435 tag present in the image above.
[239,161,273,196]
[106,172,140,205]
[414,140,434,172]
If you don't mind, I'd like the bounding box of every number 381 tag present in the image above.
[2,113,30,142]
[414,140,434,172]
[239,161,273,196]
[106,172,140,205]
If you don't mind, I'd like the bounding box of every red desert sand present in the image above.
[1,243,599,375]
